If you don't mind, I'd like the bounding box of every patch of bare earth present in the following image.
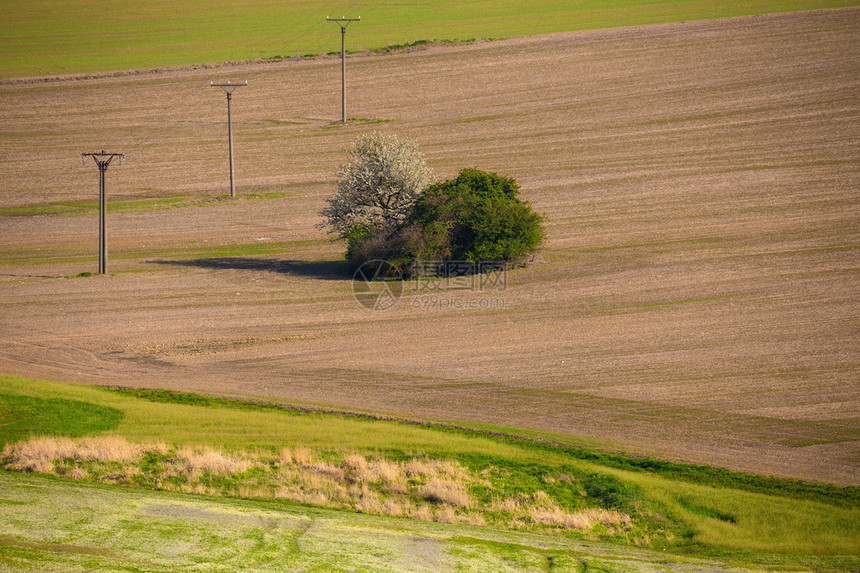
[0,9,857,484]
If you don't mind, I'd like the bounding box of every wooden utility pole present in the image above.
[81,150,124,274]
[326,16,360,124]
[210,81,247,197]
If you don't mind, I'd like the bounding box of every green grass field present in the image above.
[1,375,858,570]
[1,0,855,78]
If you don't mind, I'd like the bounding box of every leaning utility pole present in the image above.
[81,150,124,274]
[326,16,360,124]
[210,81,247,197]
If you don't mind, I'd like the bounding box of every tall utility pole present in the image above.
[326,16,360,124]
[81,150,124,274]
[210,81,247,197]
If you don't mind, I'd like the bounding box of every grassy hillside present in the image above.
[1,375,858,570]
[1,0,856,78]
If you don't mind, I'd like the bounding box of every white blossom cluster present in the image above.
[320,131,435,238]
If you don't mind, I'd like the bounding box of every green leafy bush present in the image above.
[350,168,544,276]
[411,168,544,264]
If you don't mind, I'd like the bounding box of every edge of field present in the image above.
[2,2,858,81]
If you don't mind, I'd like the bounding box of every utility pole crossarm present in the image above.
[210,80,248,94]
[326,16,360,24]
[82,150,124,166]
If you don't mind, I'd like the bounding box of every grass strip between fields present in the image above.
[0,191,294,219]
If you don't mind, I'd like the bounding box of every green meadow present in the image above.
[1,0,856,78]
[1,375,857,570]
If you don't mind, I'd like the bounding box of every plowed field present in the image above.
[1,9,858,484]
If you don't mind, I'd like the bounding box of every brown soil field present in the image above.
[1,9,858,485]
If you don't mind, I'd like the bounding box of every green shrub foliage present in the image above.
[411,168,544,264]
[350,168,544,276]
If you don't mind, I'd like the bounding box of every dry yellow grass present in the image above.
[308,461,345,482]
[278,447,293,465]
[492,491,631,531]
[177,446,252,478]
[342,453,403,484]
[2,436,609,531]
[404,458,468,481]
[418,479,474,509]
[2,435,146,473]
[2,436,71,473]
[0,9,857,485]
[281,446,314,466]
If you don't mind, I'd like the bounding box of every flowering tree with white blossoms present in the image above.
[320,131,435,242]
